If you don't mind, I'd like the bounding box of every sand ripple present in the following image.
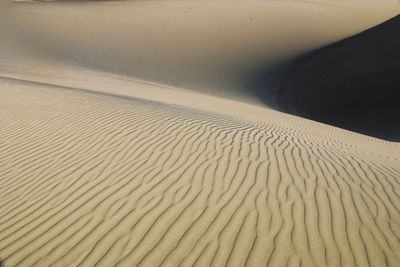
[0,79,399,266]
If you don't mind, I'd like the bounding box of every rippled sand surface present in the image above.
[1,1,400,266]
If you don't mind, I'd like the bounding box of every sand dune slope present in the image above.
[1,78,399,267]
[2,0,399,102]
[278,15,400,141]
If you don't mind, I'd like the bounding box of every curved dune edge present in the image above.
[278,15,400,141]
[1,78,399,267]
[3,0,399,104]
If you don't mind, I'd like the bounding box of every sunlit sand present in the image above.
[1,1,399,266]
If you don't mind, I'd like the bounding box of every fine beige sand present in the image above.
[2,77,400,267]
[1,0,400,267]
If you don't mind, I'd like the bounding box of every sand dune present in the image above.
[1,0,400,267]
[1,77,400,266]
[278,15,400,141]
[2,0,399,102]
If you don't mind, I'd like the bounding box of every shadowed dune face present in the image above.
[278,15,400,141]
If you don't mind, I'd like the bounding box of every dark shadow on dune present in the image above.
[258,15,400,141]
[248,55,308,110]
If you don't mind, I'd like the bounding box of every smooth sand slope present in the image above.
[1,0,399,102]
[1,1,400,267]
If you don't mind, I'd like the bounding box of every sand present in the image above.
[1,0,400,266]
[2,0,399,101]
[278,15,400,141]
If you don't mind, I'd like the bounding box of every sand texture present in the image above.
[1,0,400,266]
[1,78,400,266]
